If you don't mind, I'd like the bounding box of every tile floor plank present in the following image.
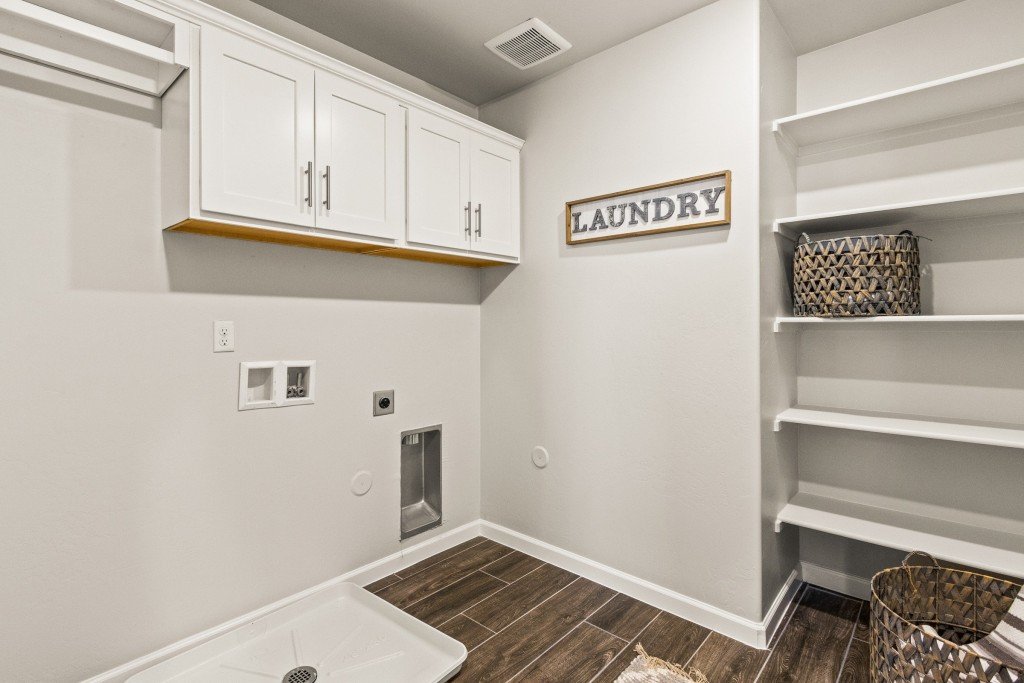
[758,587,861,683]
[509,622,625,683]
[481,550,546,583]
[394,537,492,578]
[464,563,579,632]
[854,600,870,642]
[406,571,507,627]
[628,612,711,669]
[377,541,512,609]
[768,583,806,649]
[838,636,870,683]
[454,578,616,682]
[363,573,401,593]
[587,593,661,641]
[590,638,643,683]
[687,632,768,683]
[438,614,496,652]
[592,611,710,682]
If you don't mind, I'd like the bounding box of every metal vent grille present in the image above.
[283,666,317,683]
[485,18,571,70]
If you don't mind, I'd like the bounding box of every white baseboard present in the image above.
[87,519,805,681]
[479,520,800,649]
[84,520,484,683]
[799,561,871,601]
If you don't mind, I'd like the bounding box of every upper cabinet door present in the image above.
[200,26,315,227]
[315,71,405,240]
[469,135,520,258]
[407,108,472,250]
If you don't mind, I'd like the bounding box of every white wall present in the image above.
[478,0,765,621]
[787,0,1024,589]
[795,0,1024,112]
[0,19,482,682]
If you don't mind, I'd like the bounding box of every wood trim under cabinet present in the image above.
[168,218,512,268]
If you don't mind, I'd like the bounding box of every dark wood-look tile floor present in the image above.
[366,537,870,682]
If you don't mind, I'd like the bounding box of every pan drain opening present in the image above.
[283,666,317,683]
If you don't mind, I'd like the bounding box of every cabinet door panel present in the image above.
[200,26,315,226]
[407,109,471,250]
[315,71,405,239]
[470,135,520,258]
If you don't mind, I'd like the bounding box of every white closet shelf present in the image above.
[773,314,1024,331]
[773,187,1024,238]
[772,57,1024,151]
[774,492,1024,579]
[774,406,1024,449]
[0,0,190,96]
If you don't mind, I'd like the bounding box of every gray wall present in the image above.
[478,0,766,621]
[0,9,482,678]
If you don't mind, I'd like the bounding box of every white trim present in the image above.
[137,0,523,148]
[478,520,799,649]
[799,561,871,601]
[83,520,484,683]
[761,569,802,647]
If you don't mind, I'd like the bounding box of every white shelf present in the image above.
[0,0,190,96]
[773,314,1024,331]
[774,406,1024,449]
[775,492,1024,579]
[772,57,1024,152]
[774,187,1024,238]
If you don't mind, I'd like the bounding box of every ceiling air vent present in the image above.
[485,18,571,70]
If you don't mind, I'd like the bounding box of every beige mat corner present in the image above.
[614,645,708,683]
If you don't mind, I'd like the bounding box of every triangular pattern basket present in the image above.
[871,553,1024,683]
[793,231,922,317]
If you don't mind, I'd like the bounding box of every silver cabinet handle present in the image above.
[322,165,330,210]
[475,203,482,237]
[304,161,313,207]
[464,201,472,238]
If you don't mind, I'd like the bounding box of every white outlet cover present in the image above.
[213,321,234,353]
[350,470,373,496]
[531,446,549,468]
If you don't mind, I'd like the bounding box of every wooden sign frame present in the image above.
[564,170,731,245]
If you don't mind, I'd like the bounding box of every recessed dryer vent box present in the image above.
[400,425,442,540]
[238,361,316,410]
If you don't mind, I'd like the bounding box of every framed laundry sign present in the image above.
[565,170,731,245]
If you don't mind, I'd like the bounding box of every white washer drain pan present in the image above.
[129,582,466,683]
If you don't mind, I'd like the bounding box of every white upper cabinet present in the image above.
[200,25,315,226]
[163,15,522,266]
[315,70,405,240]
[407,108,473,250]
[470,134,520,258]
[408,109,521,258]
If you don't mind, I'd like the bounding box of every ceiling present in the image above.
[767,0,964,54]
[247,0,717,105]
[249,0,966,104]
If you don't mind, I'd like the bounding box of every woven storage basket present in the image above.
[871,552,1024,683]
[793,231,922,317]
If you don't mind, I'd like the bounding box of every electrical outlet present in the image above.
[373,390,395,416]
[214,321,234,352]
